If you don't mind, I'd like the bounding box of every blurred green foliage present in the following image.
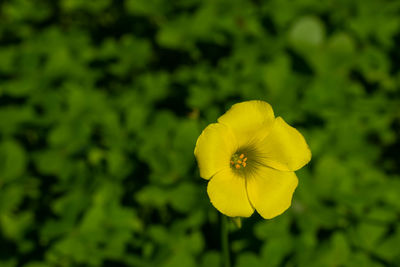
[1,0,400,266]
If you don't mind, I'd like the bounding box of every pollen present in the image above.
[231,152,248,170]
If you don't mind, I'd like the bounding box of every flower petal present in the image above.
[246,167,298,219]
[218,100,275,147]
[207,168,254,217]
[194,123,237,180]
[258,117,311,171]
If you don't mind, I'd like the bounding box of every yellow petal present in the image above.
[194,123,237,180]
[258,117,311,171]
[207,168,254,217]
[246,167,298,219]
[218,100,275,147]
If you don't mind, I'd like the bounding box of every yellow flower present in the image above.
[194,100,311,219]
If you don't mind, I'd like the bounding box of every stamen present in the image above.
[231,152,248,170]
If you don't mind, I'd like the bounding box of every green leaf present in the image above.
[0,140,26,182]
[236,252,263,267]
[289,16,325,53]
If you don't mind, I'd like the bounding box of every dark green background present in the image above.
[1,0,400,266]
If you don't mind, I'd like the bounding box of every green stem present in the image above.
[221,214,231,267]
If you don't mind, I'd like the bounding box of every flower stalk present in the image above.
[221,214,231,267]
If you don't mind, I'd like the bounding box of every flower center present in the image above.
[230,153,247,169]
